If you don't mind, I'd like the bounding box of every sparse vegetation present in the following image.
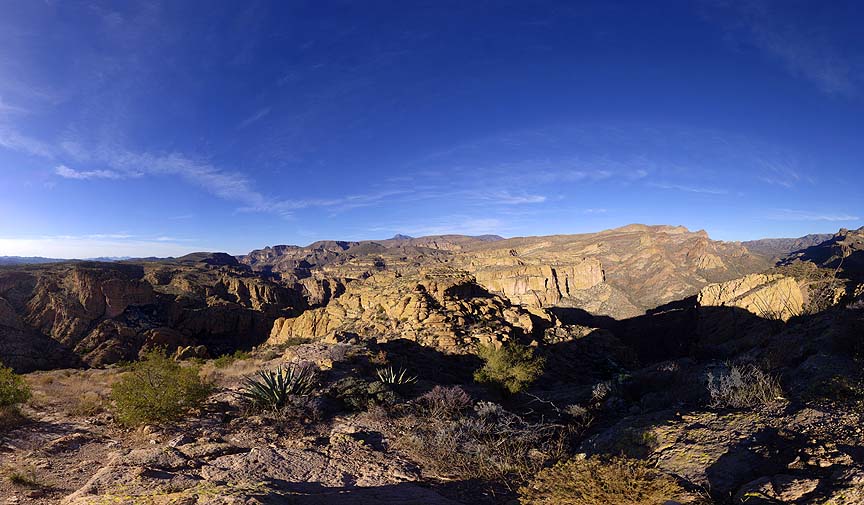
[70,391,106,417]
[376,365,417,387]
[393,400,570,489]
[474,342,545,394]
[331,376,397,411]
[238,363,317,412]
[2,462,42,489]
[213,349,252,369]
[706,363,783,409]
[518,455,686,505]
[416,385,473,418]
[111,349,211,426]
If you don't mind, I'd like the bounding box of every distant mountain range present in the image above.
[0,256,131,266]
[742,234,834,259]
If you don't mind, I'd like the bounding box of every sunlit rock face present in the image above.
[697,273,804,321]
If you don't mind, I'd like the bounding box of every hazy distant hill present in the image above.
[0,256,131,266]
[743,234,834,259]
[0,256,66,265]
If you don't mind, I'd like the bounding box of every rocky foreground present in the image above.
[1,224,864,504]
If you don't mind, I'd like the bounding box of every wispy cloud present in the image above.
[648,182,727,195]
[768,209,860,222]
[0,97,27,115]
[55,165,124,180]
[238,107,271,129]
[477,191,546,205]
[706,1,858,95]
[0,124,54,158]
[370,217,507,238]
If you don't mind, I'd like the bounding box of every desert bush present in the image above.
[393,401,569,488]
[519,455,685,505]
[705,363,783,409]
[111,349,211,426]
[474,342,545,394]
[331,376,397,411]
[213,350,252,369]
[0,365,31,408]
[238,363,317,412]
[416,385,473,418]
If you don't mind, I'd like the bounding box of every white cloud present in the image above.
[481,191,546,205]
[370,217,506,237]
[55,165,123,180]
[648,182,727,195]
[768,209,860,222]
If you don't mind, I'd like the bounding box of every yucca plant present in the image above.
[376,366,418,386]
[238,363,317,411]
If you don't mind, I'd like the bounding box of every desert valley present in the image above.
[1,224,863,504]
[2,2,863,503]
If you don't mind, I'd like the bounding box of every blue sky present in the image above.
[0,0,862,257]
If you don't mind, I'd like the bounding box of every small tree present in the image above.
[474,342,545,394]
[111,349,211,426]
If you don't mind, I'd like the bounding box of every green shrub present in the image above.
[111,349,211,426]
[474,342,545,394]
[238,363,317,412]
[519,455,685,505]
[213,349,252,369]
[0,365,31,408]
[331,377,397,411]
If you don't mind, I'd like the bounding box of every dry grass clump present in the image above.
[518,455,685,505]
[393,400,569,489]
[705,363,783,409]
[416,385,473,418]
[70,391,106,417]
[2,463,42,489]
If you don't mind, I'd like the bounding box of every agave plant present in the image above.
[238,363,317,411]
[376,365,418,386]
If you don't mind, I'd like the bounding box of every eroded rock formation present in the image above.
[269,267,552,352]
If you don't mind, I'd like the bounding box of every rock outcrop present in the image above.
[471,260,605,307]
[269,267,551,352]
[697,274,804,321]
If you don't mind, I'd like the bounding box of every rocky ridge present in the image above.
[0,255,302,371]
